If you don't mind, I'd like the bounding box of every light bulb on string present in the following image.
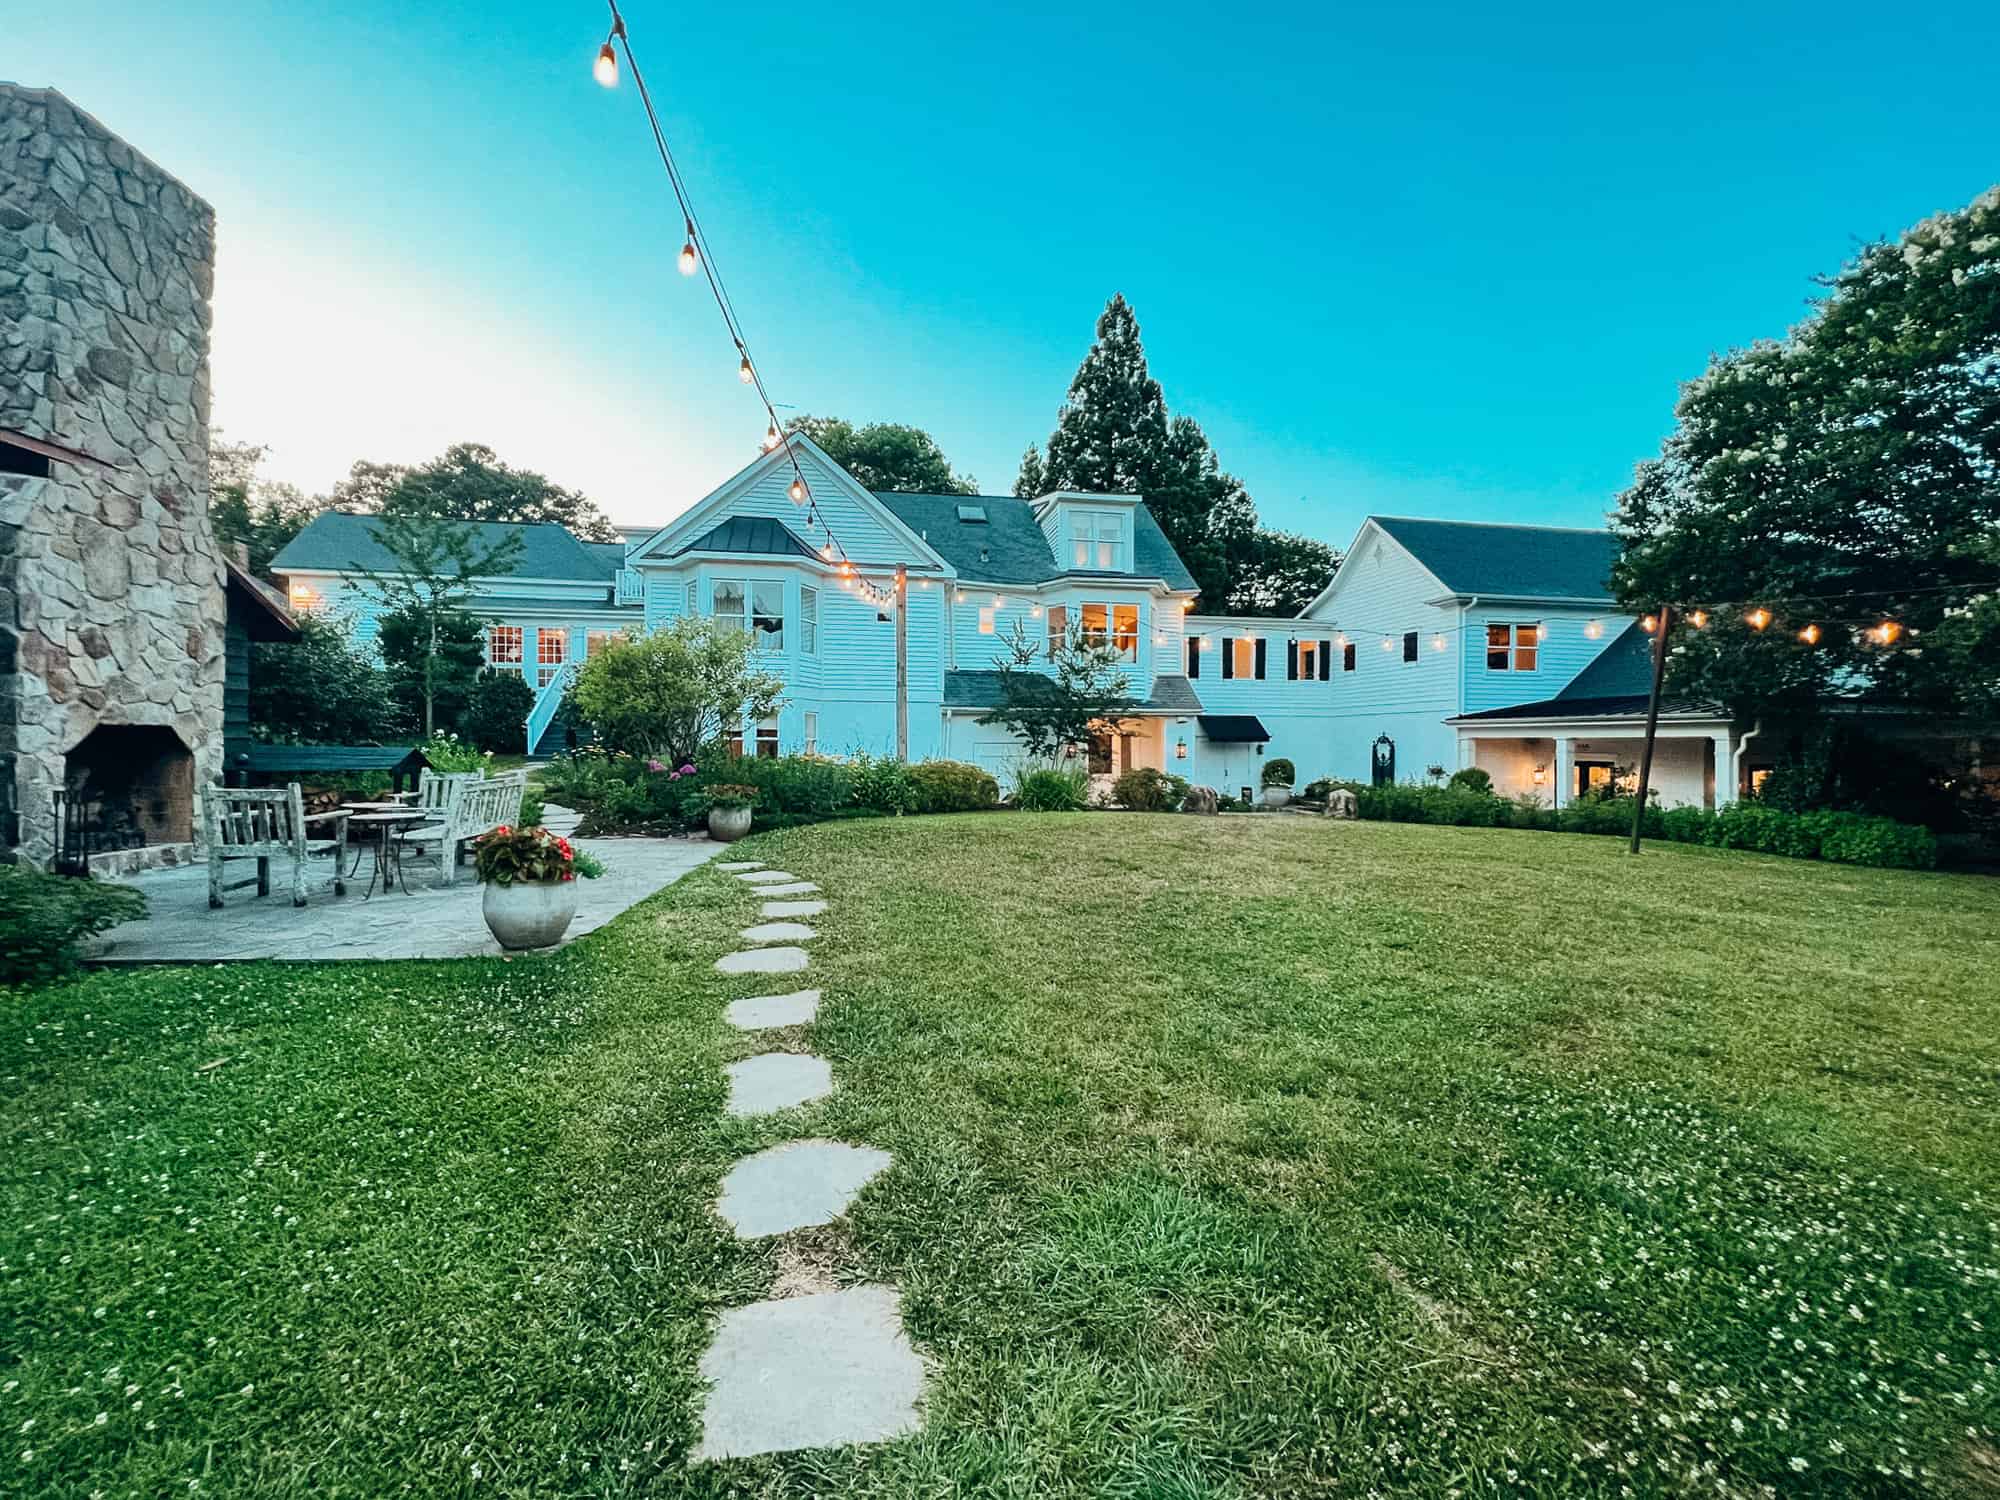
[1746,608,1771,631]
[1640,614,1658,634]
[1872,619,1902,645]
[678,222,699,276]
[788,476,808,505]
[738,353,753,384]
[761,422,780,453]
[1380,635,1394,651]
[1584,618,1603,639]
[1431,633,1447,652]
[1799,623,1821,645]
[593,41,618,87]
[1688,610,1708,629]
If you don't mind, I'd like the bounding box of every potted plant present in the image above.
[474,825,605,950]
[699,784,758,843]
[1260,757,1296,810]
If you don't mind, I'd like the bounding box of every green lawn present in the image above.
[3,817,1997,1497]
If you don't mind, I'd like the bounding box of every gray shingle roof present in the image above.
[673,515,822,560]
[875,493,1198,592]
[1372,516,1621,601]
[270,511,618,583]
[943,670,1206,712]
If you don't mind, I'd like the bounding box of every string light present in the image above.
[593,40,619,86]
[677,220,699,276]
[788,476,807,504]
[1871,620,1902,645]
[1584,619,1603,638]
[1798,622,1821,645]
[1746,608,1770,630]
[1431,633,1447,652]
[1380,635,1394,651]
[737,352,752,384]
[1688,610,1708,629]
[762,422,780,453]
[1640,615,1658,633]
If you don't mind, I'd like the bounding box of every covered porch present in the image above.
[1449,706,1739,810]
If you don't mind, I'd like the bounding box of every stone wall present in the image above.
[0,84,221,868]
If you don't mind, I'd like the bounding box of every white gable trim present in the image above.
[1296,517,1450,620]
[626,434,954,574]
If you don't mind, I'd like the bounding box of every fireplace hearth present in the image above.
[53,726,196,875]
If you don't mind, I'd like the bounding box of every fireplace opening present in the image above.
[54,726,194,874]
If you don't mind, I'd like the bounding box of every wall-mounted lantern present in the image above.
[1175,738,1188,760]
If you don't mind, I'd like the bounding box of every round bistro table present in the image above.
[344,809,429,897]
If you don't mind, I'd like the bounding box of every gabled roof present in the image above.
[673,515,822,560]
[1371,516,1621,602]
[1451,621,1724,722]
[270,511,620,583]
[875,492,1198,591]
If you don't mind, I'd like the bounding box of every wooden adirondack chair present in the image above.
[202,784,349,908]
[398,771,526,886]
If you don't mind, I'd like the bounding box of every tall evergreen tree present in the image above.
[1013,444,1046,499]
[1033,295,1334,611]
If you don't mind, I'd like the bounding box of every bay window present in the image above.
[801,587,818,655]
[751,582,783,648]
[714,580,745,633]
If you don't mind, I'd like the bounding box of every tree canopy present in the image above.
[785,416,977,495]
[372,442,618,541]
[207,435,329,582]
[571,618,784,765]
[978,619,1137,762]
[1024,295,1338,614]
[1614,185,2000,722]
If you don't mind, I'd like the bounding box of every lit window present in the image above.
[714,580,745,633]
[1080,603,1109,647]
[536,627,568,687]
[801,587,818,655]
[1232,638,1255,678]
[756,719,779,758]
[1112,604,1139,660]
[1298,639,1320,680]
[978,604,996,634]
[1486,623,1539,671]
[487,624,523,665]
[586,629,619,657]
[1046,604,1067,658]
[751,581,783,648]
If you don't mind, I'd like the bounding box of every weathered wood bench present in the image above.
[202,784,350,908]
[398,770,526,886]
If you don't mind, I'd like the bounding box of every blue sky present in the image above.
[10,1,1997,545]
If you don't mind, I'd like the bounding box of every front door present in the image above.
[1088,733,1113,776]
[1575,761,1615,798]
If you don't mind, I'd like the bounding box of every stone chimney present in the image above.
[0,84,222,871]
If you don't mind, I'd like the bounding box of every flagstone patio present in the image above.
[80,808,722,964]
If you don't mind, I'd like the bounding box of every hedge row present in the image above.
[1351,784,1937,869]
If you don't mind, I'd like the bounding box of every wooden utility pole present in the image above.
[1627,603,1674,854]
[894,565,908,760]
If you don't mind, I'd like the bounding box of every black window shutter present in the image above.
[1186,636,1200,678]
[1222,641,1234,679]
[1286,641,1298,680]
[1343,641,1357,672]
[1402,630,1418,662]
[1254,638,1267,679]
[1319,641,1332,680]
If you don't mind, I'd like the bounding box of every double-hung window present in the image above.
[978,604,996,635]
[1486,623,1539,671]
[585,629,619,657]
[1111,604,1139,660]
[1045,604,1067,658]
[1080,603,1110,648]
[685,580,698,617]
[751,582,783,649]
[1296,639,1320,680]
[800,587,818,655]
[1224,636,1265,679]
[536,627,568,687]
[713,580,746,634]
[487,624,523,667]
[755,718,780,758]
[1071,512,1123,570]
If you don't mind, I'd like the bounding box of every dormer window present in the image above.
[1070,511,1123,571]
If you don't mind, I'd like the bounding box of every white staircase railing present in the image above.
[524,662,578,754]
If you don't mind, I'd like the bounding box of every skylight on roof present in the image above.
[956,504,987,524]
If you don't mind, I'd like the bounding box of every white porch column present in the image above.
[1552,736,1573,810]
[1456,730,1476,770]
[1709,731,1732,807]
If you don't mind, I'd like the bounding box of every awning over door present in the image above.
[1196,714,1270,743]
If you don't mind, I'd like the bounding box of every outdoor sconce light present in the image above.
[1175,739,1188,760]
[1533,764,1547,785]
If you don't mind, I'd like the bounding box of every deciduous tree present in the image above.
[979,620,1137,763]
[378,442,617,541]
[570,618,784,765]
[785,416,977,494]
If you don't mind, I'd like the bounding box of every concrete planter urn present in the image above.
[1261,786,1292,810]
[482,879,579,950]
[708,805,754,842]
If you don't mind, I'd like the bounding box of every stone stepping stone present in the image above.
[760,899,826,919]
[717,1139,891,1239]
[751,881,819,897]
[716,860,763,872]
[740,921,818,944]
[726,1052,833,1116]
[725,988,820,1031]
[693,1283,925,1460]
[735,870,800,885]
[716,947,810,976]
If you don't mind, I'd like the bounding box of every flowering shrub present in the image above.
[472,825,605,885]
[695,783,757,812]
[419,731,492,775]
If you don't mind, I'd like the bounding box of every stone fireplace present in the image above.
[1,85,223,873]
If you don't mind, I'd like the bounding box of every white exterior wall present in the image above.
[1466,728,1726,809]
